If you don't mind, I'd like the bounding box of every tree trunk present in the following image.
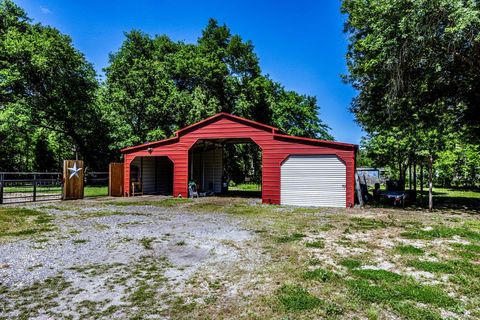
[409,162,412,190]
[413,161,417,199]
[428,155,433,212]
[420,164,423,205]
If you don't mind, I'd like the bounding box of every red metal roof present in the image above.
[120,112,357,153]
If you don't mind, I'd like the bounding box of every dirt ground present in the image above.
[0,196,479,319]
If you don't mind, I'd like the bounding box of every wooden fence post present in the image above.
[355,171,364,207]
[0,173,3,205]
[63,160,84,200]
[33,173,37,202]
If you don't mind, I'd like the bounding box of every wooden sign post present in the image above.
[109,162,124,197]
[63,160,84,200]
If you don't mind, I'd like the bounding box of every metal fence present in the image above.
[0,172,62,204]
[0,171,110,204]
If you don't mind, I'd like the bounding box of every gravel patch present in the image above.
[0,199,267,319]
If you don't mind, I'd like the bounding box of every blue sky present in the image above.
[17,0,363,144]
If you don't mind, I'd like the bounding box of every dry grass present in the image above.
[1,196,479,319]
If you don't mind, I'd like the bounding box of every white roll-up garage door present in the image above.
[281,155,346,207]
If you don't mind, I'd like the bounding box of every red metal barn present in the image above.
[120,113,357,208]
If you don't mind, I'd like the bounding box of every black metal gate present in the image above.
[0,172,62,204]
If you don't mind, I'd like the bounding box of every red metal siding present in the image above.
[122,114,357,207]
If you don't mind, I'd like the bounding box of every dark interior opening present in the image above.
[130,156,173,195]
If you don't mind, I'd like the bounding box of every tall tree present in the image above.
[103,18,332,151]
[342,0,480,210]
[0,0,111,170]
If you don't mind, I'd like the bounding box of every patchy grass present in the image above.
[340,258,362,269]
[394,244,425,255]
[277,284,322,311]
[401,225,480,241]
[407,260,456,274]
[74,210,144,219]
[175,240,186,246]
[302,268,335,282]
[0,275,74,319]
[348,278,458,308]
[277,233,306,243]
[349,217,393,230]
[139,237,155,250]
[305,240,325,249]
[392,302,442,320]
[1,196,479,319]
[0,207,54,239]
[107,198,192,207]
[352,269,403,282]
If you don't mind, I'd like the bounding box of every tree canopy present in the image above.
[0,0,112,170]
[1,2,332,174]
[342,0,480,208]
[103,19,332,151]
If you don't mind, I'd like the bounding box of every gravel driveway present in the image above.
[0,197,267,319]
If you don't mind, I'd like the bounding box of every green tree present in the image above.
[103,18,333,182]
[103,19,332,151]
[342,0,480,210]
[0,0,111,170]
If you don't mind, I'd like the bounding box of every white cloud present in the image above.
[40,6,52,14]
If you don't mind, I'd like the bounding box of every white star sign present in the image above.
[68,162,83,179]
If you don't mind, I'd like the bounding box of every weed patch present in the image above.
[176,240,186,246]
[407,260,455,273]
[277,233,306,243]
[139,237,155,250]
[401,225,480,241]
[392,302,442,320]
[305,240,325,249]
[352,269,402,282]
[348,279,458,308]
[349,217,393,230]
[303,268,335,282]
[107,198,191,207]
[340,258,362,269]
[277,284,322,311]
[394,244,424,255]
[0,207,55,239]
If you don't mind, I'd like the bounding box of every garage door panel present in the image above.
[281,155,346,208]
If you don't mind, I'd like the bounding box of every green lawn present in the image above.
[83,186,108,197]
[433,187,480,199]
[368,186,480,211]
[228,183,261,191]
[422,187,480,211]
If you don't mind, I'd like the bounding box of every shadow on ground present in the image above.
[364,190,480,214]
